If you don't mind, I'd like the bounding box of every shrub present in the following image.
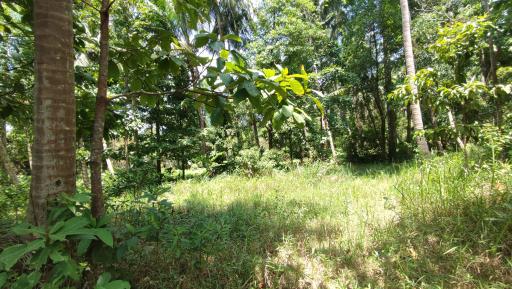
[234,147,274,177]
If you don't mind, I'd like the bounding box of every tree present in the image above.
[399,0,430,155]
[90,0,114,219]
[28,0,76,226]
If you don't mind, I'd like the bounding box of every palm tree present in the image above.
[29,0,76,226]
[399,0,430,155]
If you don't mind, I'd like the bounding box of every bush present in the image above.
[234,147,274,177]
[261,149,290,170]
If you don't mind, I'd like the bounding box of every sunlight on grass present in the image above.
[118,155,512,289]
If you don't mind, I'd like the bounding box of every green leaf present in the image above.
[30,247,50,270]
[0,272,7,288]
[108,60,121,80]
[293,112,305,127]
[219,49,229,60]
[49,249,68,263]
[50,259,80,282]
[11,272,41,289]
[243,81,259,97]
[209,41,224,51]
[263,69,276,78]
[309,95,324,115]
[220,74,233,86]
[221,34,242,43]
[281,105,293,117]
[194,32,215,48]
[288,79,304,95]
[62,193,90,204]
[93,228,114,247]
[77,239,92,256]
[101,280,131,289]
[96,272,112,286]
[0,239,45,271]
[50,216,97,241]
[11,223,45,237]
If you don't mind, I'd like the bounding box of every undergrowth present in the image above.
[105,153,512,288]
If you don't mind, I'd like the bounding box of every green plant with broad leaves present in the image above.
[0,193,130,289]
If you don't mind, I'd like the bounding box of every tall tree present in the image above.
[90,0,114,219]
[399,0,430,155]
[28,0,76,226]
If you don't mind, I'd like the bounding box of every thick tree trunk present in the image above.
[400,0,430,155]
[0,120,18,184]
[90,0,111,219]
[29,0,76,226]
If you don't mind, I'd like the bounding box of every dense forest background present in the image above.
[1,0,512,288]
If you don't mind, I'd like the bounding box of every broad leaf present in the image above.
[0,239,45,271]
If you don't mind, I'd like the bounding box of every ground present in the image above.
[117,157,512,289]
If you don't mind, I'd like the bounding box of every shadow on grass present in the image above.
[113,182,512,289]
[115,195,333,289]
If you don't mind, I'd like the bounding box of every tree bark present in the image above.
[0,120,18,184]
[400,0,430,155]
[267,123,274,149]
[90,0,111,219]
[29,0,76,226]
[251,112,260,148]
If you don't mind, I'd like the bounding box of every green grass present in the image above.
[116,155,512,289]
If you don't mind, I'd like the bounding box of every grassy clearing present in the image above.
[117,155,512,289]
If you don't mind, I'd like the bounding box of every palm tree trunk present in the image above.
[400,0,430,155]
[90,0,111,218]
[29,0,76,226]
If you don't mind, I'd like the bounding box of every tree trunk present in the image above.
[267,123,274,149]
[372,28,387,159]
[400,0,430,155]
[29,0,76,226]
[0,120,18,184]
[383,35,397,161]
[429,108,444,152]
[90,0,111,219]
[322,112,337,161]
[447,108,465,151]
[251,112,260,148]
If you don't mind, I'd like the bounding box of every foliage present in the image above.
[0,193,130,289]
